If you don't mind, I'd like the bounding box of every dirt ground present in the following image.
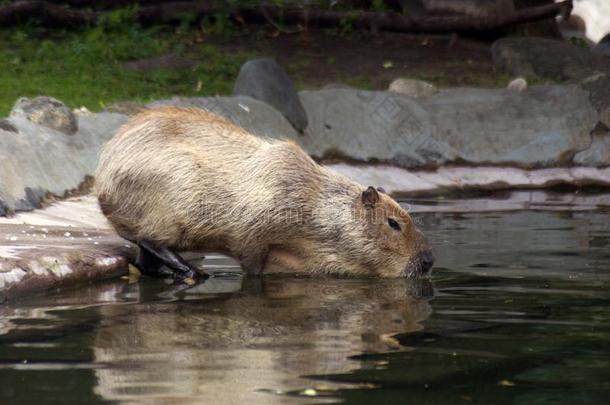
[210,30,518,90]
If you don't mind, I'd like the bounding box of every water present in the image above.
[1,197,609,404]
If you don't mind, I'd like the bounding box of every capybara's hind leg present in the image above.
[138,241,210,280]
[136,247,174,277]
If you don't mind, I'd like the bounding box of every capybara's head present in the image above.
[350,186,433,278]
[267,186,433,278]
[265,187,433,277]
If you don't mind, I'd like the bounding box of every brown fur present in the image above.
[95,107,431,277]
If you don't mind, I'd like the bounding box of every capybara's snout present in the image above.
[412,249,434,276]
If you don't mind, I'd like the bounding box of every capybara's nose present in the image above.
[418,250,434,274]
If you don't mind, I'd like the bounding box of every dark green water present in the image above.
[1,205,609,404]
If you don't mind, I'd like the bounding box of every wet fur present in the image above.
[95,107,429,277]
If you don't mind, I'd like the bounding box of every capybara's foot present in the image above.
[138,241,210,281]
[136,246,174,277]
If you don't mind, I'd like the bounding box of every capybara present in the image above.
[95,107,433,279]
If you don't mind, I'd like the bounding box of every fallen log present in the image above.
[0,0,572,33]
[246,1,572,33]
[0,0,97,26]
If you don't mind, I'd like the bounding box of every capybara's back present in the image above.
[97,108,261,247]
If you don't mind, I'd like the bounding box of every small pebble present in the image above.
[507,77,527,92]
[302,388,317,396]
[128,264,141,277]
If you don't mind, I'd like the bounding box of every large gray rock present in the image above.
[580,73,610,127]
[10,96,78,135]
[233,58,308,132]
[0,111,126,214]
[297,89,450,167]
[592,33,610,58]
[148,96,298,139]
[491,37,610,81]
[424,86,596,167]
[295,86,597,168]
[573,125,610,166]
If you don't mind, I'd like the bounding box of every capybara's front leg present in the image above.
[138,241,210,280]
[239,248,269,275]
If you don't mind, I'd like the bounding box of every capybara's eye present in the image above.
[388,218,401,231]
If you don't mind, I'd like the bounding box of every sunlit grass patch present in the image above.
[0,23,249,116]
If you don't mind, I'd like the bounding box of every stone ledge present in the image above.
[328,164,610,195]
[0,218,134,302]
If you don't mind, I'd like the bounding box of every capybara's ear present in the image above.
[376,186,386,194]
[362,186,379,208]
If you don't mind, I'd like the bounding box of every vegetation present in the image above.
[0,5,556,117]
[0,15,250,116]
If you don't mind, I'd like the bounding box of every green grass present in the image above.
[0,22,250,116]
